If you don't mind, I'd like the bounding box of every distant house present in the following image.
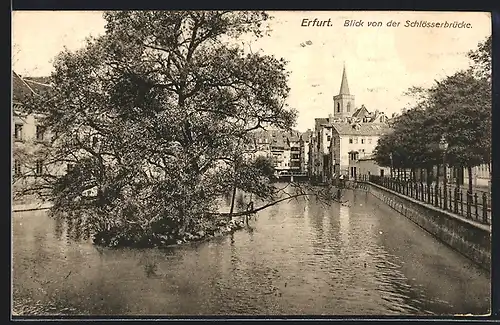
[247,129,311,174]
[353,154,391,179]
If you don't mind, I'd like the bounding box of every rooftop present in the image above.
[332,123,390,136]
[12,71,52,105]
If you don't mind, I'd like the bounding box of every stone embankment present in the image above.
[367,182,491,271]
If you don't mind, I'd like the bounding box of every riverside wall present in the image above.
[366,182,491,271]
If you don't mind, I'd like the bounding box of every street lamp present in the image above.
[439,135,449,210]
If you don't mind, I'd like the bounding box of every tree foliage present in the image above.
[374,35,491,179]
[22,11,301,244]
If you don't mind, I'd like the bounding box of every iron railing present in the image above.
[356,174,491,226]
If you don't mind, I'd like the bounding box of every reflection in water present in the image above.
[339,205,350,248]
[12,189,490,316]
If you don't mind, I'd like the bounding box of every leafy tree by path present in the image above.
[374,35,491,191]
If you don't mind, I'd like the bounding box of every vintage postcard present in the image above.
[12,10,491,317]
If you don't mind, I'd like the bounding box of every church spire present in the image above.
[339,63,350,95]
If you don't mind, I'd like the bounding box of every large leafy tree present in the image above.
[468,35,491,81]
[376,35,491,192]
[390,107,442,181]
[22,11,300,244]
[426,69,491,191]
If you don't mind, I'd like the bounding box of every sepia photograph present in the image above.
[11,10,491,317]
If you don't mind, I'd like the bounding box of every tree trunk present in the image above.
[435,164,440,186]
[467,166,473,193]
[229,185,237,219]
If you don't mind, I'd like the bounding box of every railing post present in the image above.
[434,185,439,207]
[439,187,443,208]
[466,191,472,219]
[460,191,464,216]
[420,183,424,202]
[427,184,431,204]
[454,188,459,214]
[482,192,488,224]
[448,188,452,211]
[474,193,479,220]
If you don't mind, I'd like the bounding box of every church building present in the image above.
[309,65,391,182]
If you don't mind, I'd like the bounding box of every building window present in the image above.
[14,124,23,140]
[327,135,331,142]
[35,160,43,175]
[14,160,22,176]
[361,138,364,144]
[354,138,358,144]
[337,103,340,113]
[368,138,372,144]
[36,125,46,141]
[349,138,353,144]
[347,102,351,112]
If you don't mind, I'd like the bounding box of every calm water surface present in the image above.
[12,189,490,316]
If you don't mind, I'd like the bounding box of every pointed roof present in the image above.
[352,104,370,118]
[12,71,52,104]
[339,64,350,95]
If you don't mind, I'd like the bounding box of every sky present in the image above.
[12,11,491,132]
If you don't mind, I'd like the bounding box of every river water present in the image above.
[12,188,490,316]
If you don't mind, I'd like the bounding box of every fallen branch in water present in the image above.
[210,187,345,218]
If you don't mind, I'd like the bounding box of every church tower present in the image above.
[333,64,355,119]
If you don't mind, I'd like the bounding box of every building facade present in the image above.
[354,155,391,178]
[12,71,66,200]
[248,129,311,175]
[330,123,390,180]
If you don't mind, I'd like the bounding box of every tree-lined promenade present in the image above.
[373,36,491,195]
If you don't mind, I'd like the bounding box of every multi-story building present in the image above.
[300,129,312,175]
[330,123,390,179]
[248,129,310,175]
[12,71,66,200]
